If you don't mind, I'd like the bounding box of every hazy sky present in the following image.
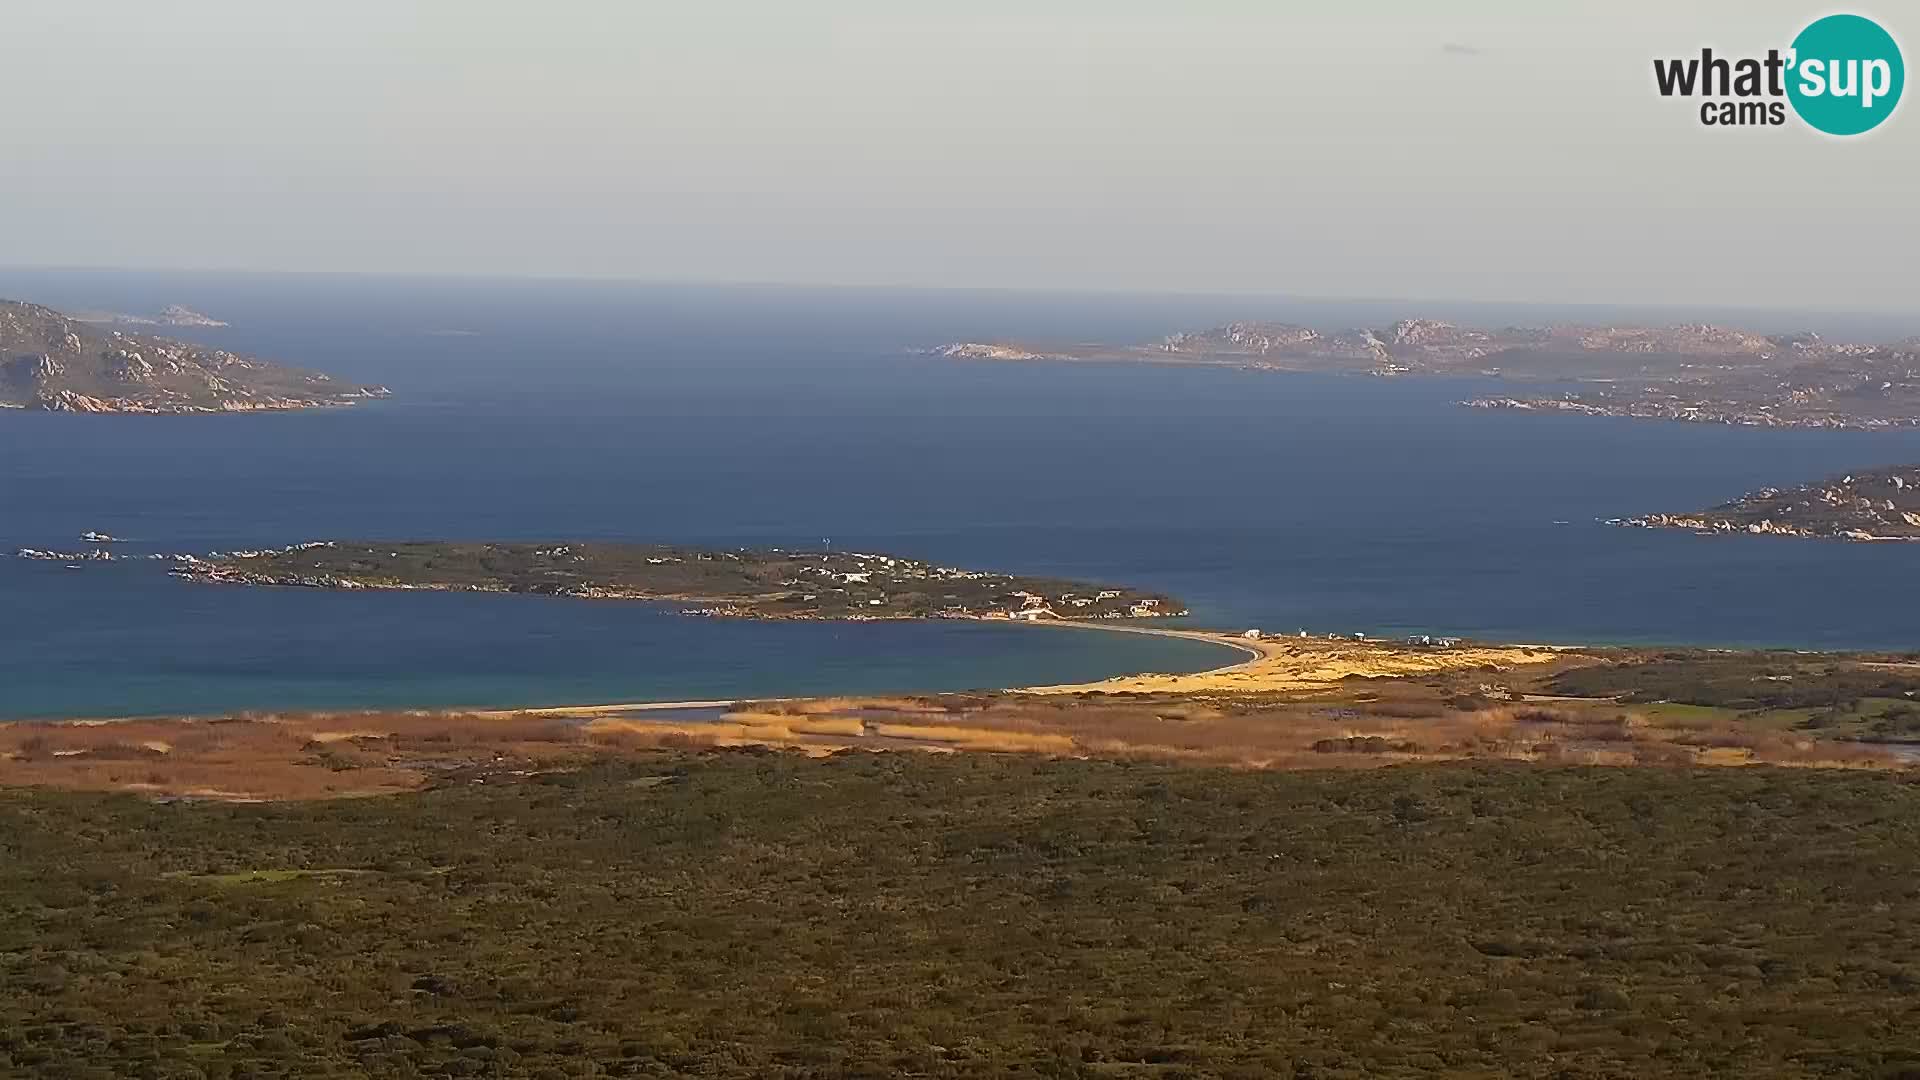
[3,1,1913,308]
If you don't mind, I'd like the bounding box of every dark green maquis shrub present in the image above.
[3,756,1920,1076]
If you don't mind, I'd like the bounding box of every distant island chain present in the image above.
[936,316,1920,431]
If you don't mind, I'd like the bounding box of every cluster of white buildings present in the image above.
[998,590,1170,621]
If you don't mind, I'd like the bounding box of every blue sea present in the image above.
[5,269,1920,720]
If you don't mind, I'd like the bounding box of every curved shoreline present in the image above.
[8,616,1567,724]
[1007,617,1264,667]
[8,617,1246,724]
[476,618,1566,713]
[471,620,1260,717]
[1014,622,1566,696]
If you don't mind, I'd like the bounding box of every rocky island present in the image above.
[0,300,388,413]
[1615,465,1920,542]
[172,541,1188,620]
[935,318,1920,430]
[73,303,231,328]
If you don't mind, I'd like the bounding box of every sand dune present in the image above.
[1020,625,1564,694]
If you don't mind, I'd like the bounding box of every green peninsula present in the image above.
[174,541,1188,621]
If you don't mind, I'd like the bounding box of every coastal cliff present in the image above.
[0,300,389,414]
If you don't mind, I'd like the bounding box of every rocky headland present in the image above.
[1614,465,1920,541]
[1,300,388,413]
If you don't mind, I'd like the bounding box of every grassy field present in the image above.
[0,681,1900,805]
[1549,651,1920,744]
[4,752,1920,1077]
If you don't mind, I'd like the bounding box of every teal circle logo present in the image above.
[1787,14,1904,135]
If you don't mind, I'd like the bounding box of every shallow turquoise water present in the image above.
[0,557,1235,719]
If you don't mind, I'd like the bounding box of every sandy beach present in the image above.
[442,620,1569,717]
[1012,620,1567,695]
[2,616,1904,803]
